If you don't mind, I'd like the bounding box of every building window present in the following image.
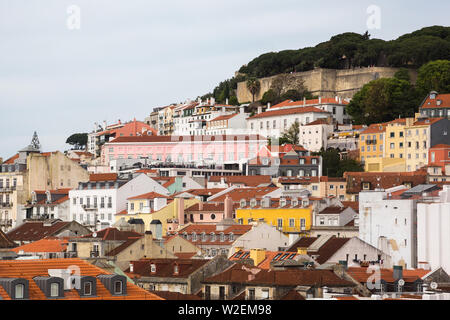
[289,219,295,228]
[84,282,92,296]
[15,284,24,299]
[114,281,123,294]
[50,283,59,297]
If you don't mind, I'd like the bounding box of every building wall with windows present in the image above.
[235,207,312,234]
[358,125,386,166]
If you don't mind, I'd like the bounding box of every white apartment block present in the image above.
[299,120,334,152]
[359,187,417,269]
[69,174,169,230]
[247,106,331,141]
[205,110,249,136]
[417,185,450,274]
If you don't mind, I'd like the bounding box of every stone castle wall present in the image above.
[237,67,418,103]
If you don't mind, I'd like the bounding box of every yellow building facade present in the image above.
[359,124,386,169]
[235,206,312,234]
[116,198,199,236]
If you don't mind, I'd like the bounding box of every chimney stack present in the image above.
[177,198,185,225]
[224,195,233,219]
[199,201,204,211]
[257,106,262,114]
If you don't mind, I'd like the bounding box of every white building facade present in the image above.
[359,188,417,269]
[417,186,450,274]
[69,174,169,230]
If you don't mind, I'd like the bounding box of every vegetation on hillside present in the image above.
[347,59,450,125]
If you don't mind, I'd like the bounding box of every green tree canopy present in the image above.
[66,133,88,150]
[313,148,364,177]
[416,60,450,97]
[346,77,420,125]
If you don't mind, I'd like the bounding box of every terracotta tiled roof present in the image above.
[176,224,251,236]
[204,263,354,287]
[176,188,227,197]
[344,171,427,194]
[248,106,329,120]
[208,175,272,187]
[305,119,330,126]
[430,144,450,150]
[2,154,19,164]
[211,187,279,202]
[311,237,351,264]
[347,267,425,284]
[360,124,386,134]
[271,98,349,109]
[0,258,163,300]
[420,93,450,109]
[89,173,118,182]
[126,259,210,278]
[0,229,16,249]
[79,228,142,241]
[287,237,318,251]
[11,238,68,253]
[127,192,169,200]
[278,176,319,184]
[109,135,266,144]
[6,221,72,242]
[341,201,359,213]
[209,114,238,122]
[280,290,306,300]
[411,117,445,127]
[185,203,225,212]
[174,252,197,259]
[318,206,349,215]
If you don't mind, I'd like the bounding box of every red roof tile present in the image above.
[0,258,163,300]
[248,106,329,120]
[12,238,68,253]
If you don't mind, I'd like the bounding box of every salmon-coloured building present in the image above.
[101,134,267,166]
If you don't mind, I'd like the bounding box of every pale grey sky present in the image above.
[1,0,449,159]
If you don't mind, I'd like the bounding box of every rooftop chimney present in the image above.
[199,201,204,211]
[257,106,262,114]
[177,198,185,225]
[224,195,233,219]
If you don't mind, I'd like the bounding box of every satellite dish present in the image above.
[93,232,97,238]
[398,279,405,286]
[430,282,438,290]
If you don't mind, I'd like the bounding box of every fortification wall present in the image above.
[236,67,417,103]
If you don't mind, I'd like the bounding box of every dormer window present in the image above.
[220,233,225,242]
[210,233,216,242]
[229,233,234,241]
[114,281,123,295]
[250,198,257,208]
[174,265,179,275]
[151,263,156,273]
[192,232,197,241]
[97,274,127,296]
[240,199,246,208]
[0,279,29,300]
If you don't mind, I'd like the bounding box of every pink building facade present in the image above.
[101,135,267,165]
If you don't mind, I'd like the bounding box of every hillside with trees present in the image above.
[202,26,450,105]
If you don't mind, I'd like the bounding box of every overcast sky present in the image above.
[1,0,449,159]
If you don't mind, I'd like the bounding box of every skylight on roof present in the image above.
[272,253,282,261]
